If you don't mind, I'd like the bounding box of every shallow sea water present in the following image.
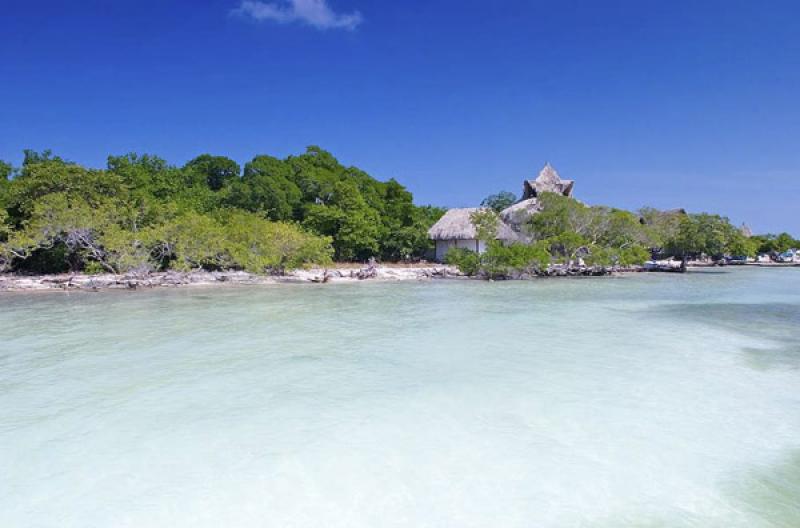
[1,267,799,527]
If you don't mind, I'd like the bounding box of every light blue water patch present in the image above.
[1,267,799,527]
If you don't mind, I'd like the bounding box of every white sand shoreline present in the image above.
[1,261,796,293]
[0,266,465,293]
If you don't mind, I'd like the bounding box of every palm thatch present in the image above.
[522,163,574,199]
[428,208,517,241]
[500,197,541,228]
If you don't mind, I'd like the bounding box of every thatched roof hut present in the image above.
[428,208,517,260]
[522,163,574,199]
[428,208,517,241]
[427,163,575,260]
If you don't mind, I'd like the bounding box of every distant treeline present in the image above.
[0,147,444,274]
[1,149,796,276]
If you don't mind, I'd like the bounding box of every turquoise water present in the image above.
[1,268,799,527]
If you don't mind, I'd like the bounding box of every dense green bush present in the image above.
[750,232,799,254]
[0,147,443,273]
[444,247,482,276]
[445,241,551,278]
[482,241,551,278]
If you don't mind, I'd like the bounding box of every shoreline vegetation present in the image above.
[1,148,798,285]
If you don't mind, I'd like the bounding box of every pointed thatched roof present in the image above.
[522,163,574,199]
[428,208,517,241]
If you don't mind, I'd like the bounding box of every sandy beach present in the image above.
[0,265,463,292]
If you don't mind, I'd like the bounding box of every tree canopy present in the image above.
[750,232,800,254]
[480,191,517,213]
[0,147,444,274]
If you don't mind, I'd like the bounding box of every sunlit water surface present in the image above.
[2,267,800,527]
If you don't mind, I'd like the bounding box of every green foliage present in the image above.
[583,243,650,267]
[598,210,650,248]
[1,193,120,272]
[529,194,586,242]
[528,194,729,265]
[98,224,158,273]
[443,194,654,277]
[221,211,333,273]
[446,241,551,278]
[22,149,68,166]
[143,211,333,273]
[222,147,440,260]
[546,231,588,264]
[0,209,9,241]
[378,180,441,261]
[303,180,381,261]
[481,191,516,213]
[7,161,126,223]
[0,146,437,273]
[0,161,12,212]
[666,213,741,258]
[529,193,651,247]
[147,212,232,271]
[751,232,799,254]
[108,153,177,199]
[638,207,683,248]
[726,233,758,258]
[470,209,501,242]
[184,154,240,191]
[230,155,301,220]
[617,245,651,266]
[444,247,481,276]
[482,241,551,278]
[0,160,12,185]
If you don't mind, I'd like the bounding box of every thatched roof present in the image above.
[522,163,574,199]
[428,208,517,241]
[500,197,541,228]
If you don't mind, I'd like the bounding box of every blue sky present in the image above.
[1,0,798,234]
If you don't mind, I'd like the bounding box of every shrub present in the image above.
[444,248,481,276]
[482,241,550,278]
[445,242,551,278]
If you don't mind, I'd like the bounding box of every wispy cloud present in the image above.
[233,0,363,31]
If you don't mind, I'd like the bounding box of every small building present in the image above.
[428,163,576,261]
[427,208,517,261]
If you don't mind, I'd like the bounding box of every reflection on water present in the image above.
[1,267,799,527]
